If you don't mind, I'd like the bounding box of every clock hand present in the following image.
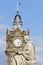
[17,41,20,44]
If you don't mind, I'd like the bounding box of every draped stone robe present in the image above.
[13,41,37,65]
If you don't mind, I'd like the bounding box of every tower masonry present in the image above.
[5,1,37,65]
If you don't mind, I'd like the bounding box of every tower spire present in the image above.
[17,0,19,14]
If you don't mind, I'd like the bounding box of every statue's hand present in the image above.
[17,50,23,54]
[14,49,18,54]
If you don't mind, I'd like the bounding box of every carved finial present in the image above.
[17,0,19,14]
[16,0,21,14]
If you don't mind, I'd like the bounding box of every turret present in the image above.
[13,12,22,30]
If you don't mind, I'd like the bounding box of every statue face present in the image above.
[24,35,29,43]
[14,39,22,47]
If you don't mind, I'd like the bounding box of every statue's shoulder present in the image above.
[27,41,34,47]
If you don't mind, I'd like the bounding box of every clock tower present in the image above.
[5,1,37,65]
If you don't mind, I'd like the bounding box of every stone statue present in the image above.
[13,35,37,65]
[23,35,37,65]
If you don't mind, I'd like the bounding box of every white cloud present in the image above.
[0,16,6,21]
[31,36,43,65]
[0,35,6,52]
[0,24,10,52]
[0,16,13,21]
[0,24,11,31]
[0,24,9,30]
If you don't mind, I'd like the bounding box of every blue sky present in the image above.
[0,0,43,65]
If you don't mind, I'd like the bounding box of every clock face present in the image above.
[14,39,22,47]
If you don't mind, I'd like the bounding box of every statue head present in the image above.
[24,35,30,43]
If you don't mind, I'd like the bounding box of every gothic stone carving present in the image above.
[5,28,37,65]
